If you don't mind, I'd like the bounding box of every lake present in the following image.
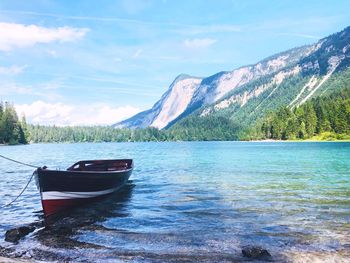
[0,142,349,262]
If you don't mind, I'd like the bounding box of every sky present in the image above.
[0,0,350,126]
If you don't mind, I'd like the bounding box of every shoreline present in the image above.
[246,139,350,142]
[2,138,350,146]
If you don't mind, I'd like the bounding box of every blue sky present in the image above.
[1,0,350,125]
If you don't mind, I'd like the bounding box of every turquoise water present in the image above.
[0,142,349,261]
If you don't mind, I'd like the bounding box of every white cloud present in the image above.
[183,38,217,49]
[15,101,141,126]
[0,22,89,51]
[0,65,27,75]
[0,10,243,34]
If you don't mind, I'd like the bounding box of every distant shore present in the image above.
[1,139,350,146]
[246,139,350,142]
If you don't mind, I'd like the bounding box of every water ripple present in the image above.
[0,142,349,261]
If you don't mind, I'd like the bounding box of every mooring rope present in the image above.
[0,154,39,169]
[0,154,40,208]
[1,171,36,208]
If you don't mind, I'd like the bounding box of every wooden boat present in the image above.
[35,159,133,217]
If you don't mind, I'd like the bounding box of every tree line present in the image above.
[249,87,350,140]
[28,125,167,143]
[2,86,349,144]
[0,102,28,144]
[27,115,240,143]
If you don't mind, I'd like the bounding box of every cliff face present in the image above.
[115,26,350,130]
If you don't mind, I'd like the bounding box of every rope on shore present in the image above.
[0,154,40,208]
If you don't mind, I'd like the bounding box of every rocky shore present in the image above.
[1,218,274,262]
[2,219,350,262]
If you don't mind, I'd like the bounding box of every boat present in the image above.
[35,159,133,217]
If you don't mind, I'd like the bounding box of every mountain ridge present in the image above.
[115,26,350,130]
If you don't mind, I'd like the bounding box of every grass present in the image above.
[309,132,350,141]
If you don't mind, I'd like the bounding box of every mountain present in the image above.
[115,74,202,129]
[115,26,350,131]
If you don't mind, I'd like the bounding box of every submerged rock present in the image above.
[242,245,272,260]
[5,226,35,243]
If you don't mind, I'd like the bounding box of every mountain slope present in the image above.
[115,46,313,129]
[114,74,202,129]
[116,26,350,131]
[185,26,350,129]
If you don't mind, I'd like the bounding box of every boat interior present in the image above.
[67,159,133,172]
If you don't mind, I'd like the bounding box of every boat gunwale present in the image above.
[37,159,134,175]
[38,167,133,174]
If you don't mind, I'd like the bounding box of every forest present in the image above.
[0,102,28,145]
[27,115,240,143]
[247,87,350,140]
[1,86,349,144]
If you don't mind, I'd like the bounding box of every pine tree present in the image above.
[304,103,317,138]
[0,102,29,144]
[298,121,307,139]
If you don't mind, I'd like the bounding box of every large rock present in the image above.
[242,245,272,260]
[5,226,35,243]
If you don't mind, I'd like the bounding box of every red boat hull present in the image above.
[41,194,111,217]
[35,159,133,217]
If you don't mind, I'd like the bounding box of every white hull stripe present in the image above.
[42,187,120,200]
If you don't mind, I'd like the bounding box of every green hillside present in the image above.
[168,26,350,140]
[168,71,350,141]
[248,87,350,141]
